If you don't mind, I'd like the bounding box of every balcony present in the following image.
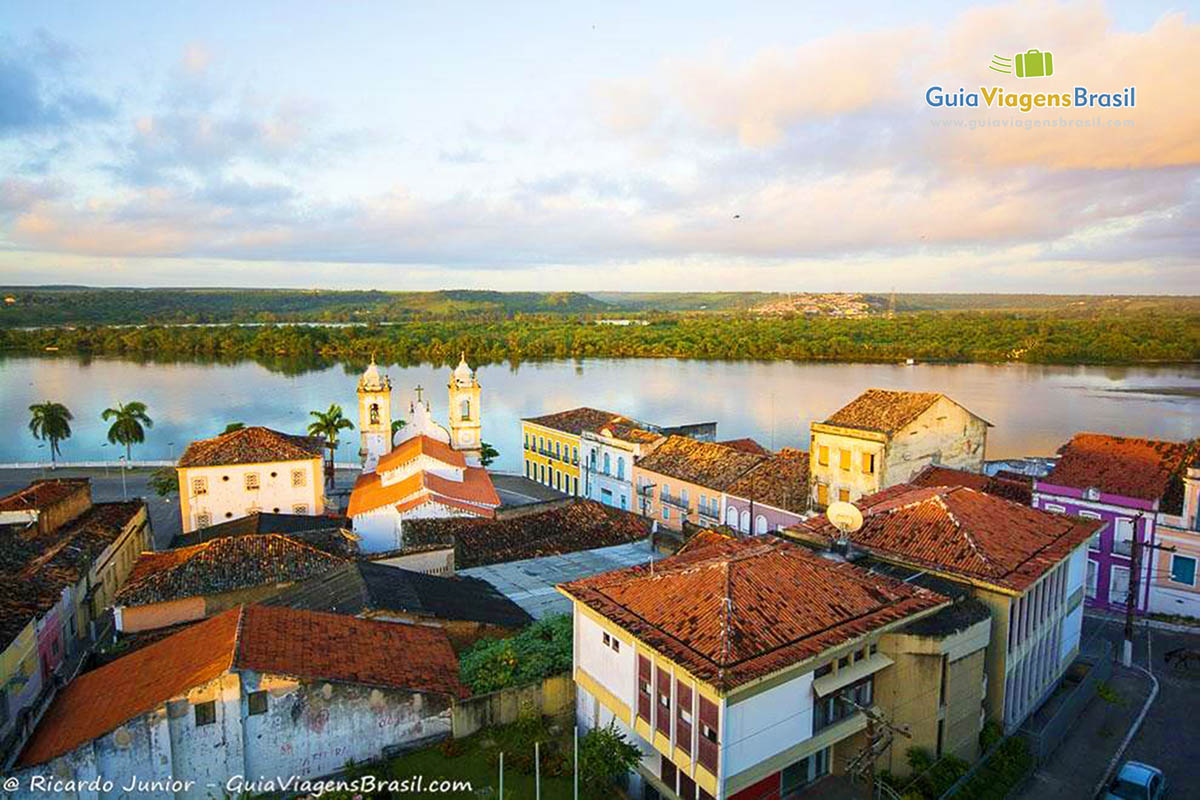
[660,492,690,510]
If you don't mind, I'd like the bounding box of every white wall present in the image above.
[1059,604,1083,665]
[722,672,814,777]
[182,458,321,532]
[1066,545,1086,598]
[575,611,635,710]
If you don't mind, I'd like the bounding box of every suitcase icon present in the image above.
[1014,49,1053,78]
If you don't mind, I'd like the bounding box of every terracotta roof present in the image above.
[347,466,500,517]
[725,448,810,514]
[718,438,772,456]
[178,426,324,468]
[0,501,145,651]
[376,434,467,473]
[596,421,662,444]
[560,536,947,691]
[822,389,987,435]
[19,604,466,766]
[0,479,89,513]
[171,511,351,548]
[523,407,625,436]
[635,436,765,491]
[911,465,1032,506]
[401,500,651,569]
[115,534,347,606]
[1043,433,1197,509]
[799,484,1101,592]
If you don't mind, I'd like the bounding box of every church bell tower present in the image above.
[447,353,483,466]
[357,357,392,471]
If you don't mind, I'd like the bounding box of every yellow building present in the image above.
[558,532,989,799]
[521,407,624,496]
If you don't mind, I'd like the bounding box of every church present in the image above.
[346,355,501,553]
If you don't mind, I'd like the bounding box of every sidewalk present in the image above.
[1012,664,1152,800]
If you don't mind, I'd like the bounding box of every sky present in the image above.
[0,0,1197,293]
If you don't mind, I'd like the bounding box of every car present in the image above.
[1104,761,1167,800]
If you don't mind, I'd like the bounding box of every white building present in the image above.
[176,427,326,533]
[581,421,664,512]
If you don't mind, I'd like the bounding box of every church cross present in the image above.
[414,384,424,403]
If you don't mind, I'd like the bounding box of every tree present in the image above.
[222,422,245,434]
[578,722,642,798]
[308,404,354,486]
[391,419,406,435]
[102,401,152,463]
[148,466,179,497]
[479,440,499,467]
[28,402,73,467]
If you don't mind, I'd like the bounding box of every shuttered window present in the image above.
[698,696,719,774]
[676,679,693,756]
[637,655,652,724]
[656,667,672,736]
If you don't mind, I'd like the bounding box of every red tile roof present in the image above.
[718,438,771,456]
[347,466,500,517]
[1043,433,1197,507]
[823,389,987,435]
[19,604,467,767]
[725,448,810,514]
[115,534,347,606]
[560,536,947,691]
[798,484,1101,592]
[0,478,89,512]
[911,465,1032,505]
[635,436,765,491]
[377,435,467,473]
[523,407,625,436]
[178,426,324,468]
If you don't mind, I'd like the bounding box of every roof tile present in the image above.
[178,426,324,468]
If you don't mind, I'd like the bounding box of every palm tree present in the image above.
[102,401,153,463]
[28,402,73,467]
[480,441,499,468]
[308,404,354,486]
[222,422,245,434]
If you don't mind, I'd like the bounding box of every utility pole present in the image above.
[843,698,910,796]
[1123,515,1175,667]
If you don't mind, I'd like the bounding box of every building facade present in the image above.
[633,437,764,531]
[809,390,990,511]
[176,427,326,534]
[582,422,665,512]
[1033,433,1196,616]
[559,533,988,800]
[1152,458,1200,618]
[722,448,809,534]
[522,408,625,496]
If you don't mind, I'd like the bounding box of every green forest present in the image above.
[1,309,1195,367]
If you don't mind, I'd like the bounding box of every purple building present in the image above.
[1033,433,1193,615]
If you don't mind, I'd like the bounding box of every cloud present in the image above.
[0,36,112,135]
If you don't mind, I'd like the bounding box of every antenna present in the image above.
[825,501,864,549]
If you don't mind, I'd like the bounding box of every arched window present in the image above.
[603,452,611,475]
[739,510,751,533]
[756,515,768,534]
[617,457,625,480]
[726,506,738,527]
[369,403,380,425]
[460,398,471,419]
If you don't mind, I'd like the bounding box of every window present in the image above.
[525,460,531,478]
[573,446,579,465]
[838,488,850,503]
[460,398,470,419]
[572,477,579,495]
[194,700,216,726]
[191,477,208,495]
[369,403,380,425]
[524,433,529,449]
[662,506,670,521]
[602,632,611,647]
[1170,554,1197,586]
[739,509,750,533]
[839,449,851,471]
[681,488,689,507]
[814,662,833,679]
[247,691,268,716]
[1042,503,1066,513]
[698,696,719,774]
[816,483,829,507]
[292,504,308,514]
[818,445,829,467]
[617,457,625,480]
[814,675,873,732]
[1086,560,1099,598]
[838,655,850,670]
[244,472,260,490]
[196,512,212,528]
[1113,518,1135,557]
[862,452,875,474]
[656,669,671,736]
[292,469,306,487]
[755,515,767,534]
[637,656,652,723]
[676,679,693,757]
[603,452,611,475]
[1109,565,1130,605]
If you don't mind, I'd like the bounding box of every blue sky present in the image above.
[1,0,1197,292]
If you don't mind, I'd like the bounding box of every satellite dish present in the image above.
[826,501,864,539]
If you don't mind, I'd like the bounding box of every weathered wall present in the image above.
[883,397,988,487]
[179,458,323,533]
[451,674,575,739]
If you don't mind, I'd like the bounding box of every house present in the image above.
[169,510,349,548]
[522,407,625,496]
[582,420,665,512]
[808,389,990,510]
[176,426,326,533]
[633,437,765,531]
[11,605,468,798]
[1153,452,1200,618]
[722,448,809,534]
[911,464,1033,506]
[265,561,532,648]
[787,483,1099,732]
[0,480,150,765]
[557,532,989,800]
[113,534,348,633]
[348,360,501,552]
[1033,433,1198,616]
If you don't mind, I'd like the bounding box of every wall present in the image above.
[722,497,802,536]
[723,672,814,777]
[521,422,581,496]
[179,458,323,533]
[371,546,455,576]
[631,467,724,531]
[451,674,575,739]
[808,426,886,509]
[1150,469,1200,618]
[883,397,988,486]
[118,582,290,634]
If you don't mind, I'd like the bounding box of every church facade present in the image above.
[347,355,500,553]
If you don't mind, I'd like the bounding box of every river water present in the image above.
[1,357,1196,469]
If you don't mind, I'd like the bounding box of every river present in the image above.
[1,356,1196,469]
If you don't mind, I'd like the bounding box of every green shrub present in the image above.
[460,615,573,693]
[578,722,641,799]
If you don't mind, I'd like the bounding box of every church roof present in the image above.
[347,466,500,518]
[377,435,466,474]
[358,358,390,391]
[178,426,324,468]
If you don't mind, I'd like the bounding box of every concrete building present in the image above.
[557,532,989,800]
[176,427,326,534]
[0,479,150,766]
[11,605,468,799]
[1153,453,1200,619]
[633,437,764,531]
[582,421,665,512]
[809,389,990,510]
[1032,433,1198,617]
[788,483,1099,732]
[722,448,809,534]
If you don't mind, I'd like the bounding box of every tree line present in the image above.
[3,310,1197,366]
